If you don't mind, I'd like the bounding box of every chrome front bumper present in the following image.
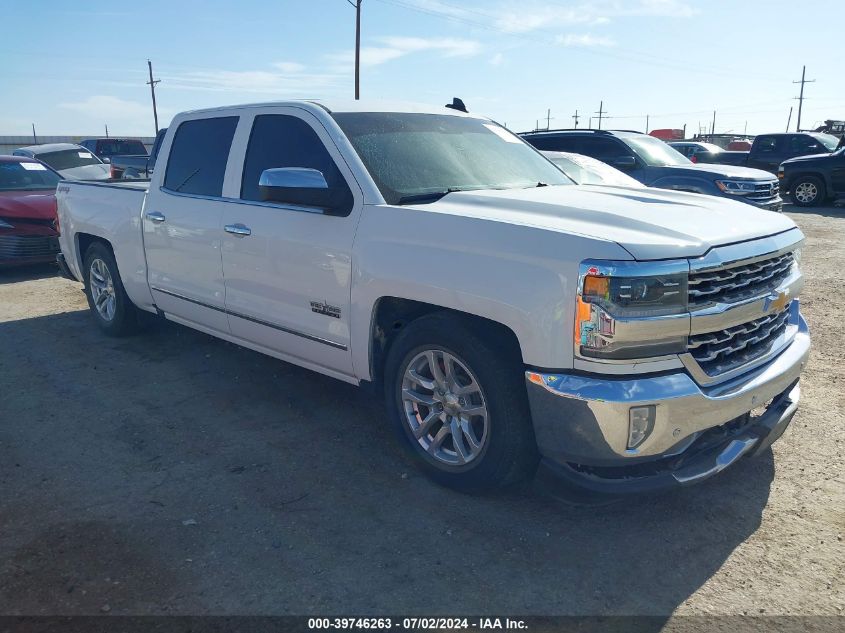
[526,314,809,490]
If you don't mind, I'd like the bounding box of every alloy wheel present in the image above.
[794,181,818,204]
[401,349,489,467]
[89,258,117,322]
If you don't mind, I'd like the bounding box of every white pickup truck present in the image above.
[56,100,810,494]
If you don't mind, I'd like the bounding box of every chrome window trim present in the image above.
[159,186,330,215]
[150,286,347,351]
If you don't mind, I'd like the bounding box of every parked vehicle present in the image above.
[13,143,110,181]
[668,141,726,164]
[0,156,62,266]
[522,129,783,211]
[79,138,149,163]
[56,101,809,495]
[107,128,167,180]
[778,147,845,206]
[709,133,840,173]
[541,151,644,187]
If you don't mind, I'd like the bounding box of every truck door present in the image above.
[143,115,239,335]
[748,135,783,172]
[219,109,362,379]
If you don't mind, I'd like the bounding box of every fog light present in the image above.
[628,405,656,449]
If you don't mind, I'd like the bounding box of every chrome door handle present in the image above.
[224,223,252,236]
[146,211,166,223]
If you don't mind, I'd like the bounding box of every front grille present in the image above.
[688,306,791,377]
[0,235,60,260]
[746,181,779,200]
[688,251,794,309]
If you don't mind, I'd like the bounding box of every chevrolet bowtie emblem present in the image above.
[764,290,790,313]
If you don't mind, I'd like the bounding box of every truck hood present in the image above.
[782,151,834,165]
[662,162,774,180]
[57,164,111,181]
[0,190,57,221]
[412,185,797,260]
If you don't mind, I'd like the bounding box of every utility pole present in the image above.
[786,106,793,132]
[105,124,109,138]
[545,108,552,130]
[31,123,36,144]
[595,101,606,130]
[572,109,579,128]
[347,0,363,100]
[793,65,815,132]
[146,60,160,134]
[711,110,716,137]
[645,114,649,134]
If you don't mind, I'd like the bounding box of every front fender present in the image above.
[648,175,716,196]
[349,205,632,380]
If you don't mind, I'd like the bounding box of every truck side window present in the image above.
[240,114,353,215]
[581,137,632,161]
[163,116,239,197]
[528,136,580,152]
[755,136,778,153]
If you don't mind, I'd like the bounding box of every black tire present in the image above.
[790,175,826,207]
[383,312,539,493]
[82,242,140,336]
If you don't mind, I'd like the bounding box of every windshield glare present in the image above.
[0,161,61,190]
[624,136,691,167]
[332,113,572,204]
[813,133,840,152]
[38,149,103,171]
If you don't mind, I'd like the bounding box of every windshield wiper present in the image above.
[397,187,468,205]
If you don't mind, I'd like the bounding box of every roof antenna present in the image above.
[445,97,468,113]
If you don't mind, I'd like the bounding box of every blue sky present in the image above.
[1,0,842,137]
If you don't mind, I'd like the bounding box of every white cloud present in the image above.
[59,95,153,121]
[487,0,697,34]
[556,33,616,47]
[326,36,482,69]
[489,52,504,66]
[273,61,306,73]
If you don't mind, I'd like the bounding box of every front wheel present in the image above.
[383,313,538,493]
[83,242,140,336]
[790,176,826,207]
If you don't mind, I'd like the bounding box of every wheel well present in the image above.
[788,171,825,188]
[368,297,523,389]
[75,233,113,272]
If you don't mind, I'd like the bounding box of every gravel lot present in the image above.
[0,204,842,618]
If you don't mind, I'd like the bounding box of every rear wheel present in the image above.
[384,313,538,493]
[790,176,825,207]
[83,242,140,336]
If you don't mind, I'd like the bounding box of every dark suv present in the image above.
[521,129,783,211]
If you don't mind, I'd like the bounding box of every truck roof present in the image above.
[177,99,479,118]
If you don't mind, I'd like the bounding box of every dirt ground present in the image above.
[0,204,842,618]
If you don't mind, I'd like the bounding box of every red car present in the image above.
[0,156,62,266]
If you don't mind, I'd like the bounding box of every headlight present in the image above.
[715,179,758,195]
[575,260,689,360]
[0,219,14,229]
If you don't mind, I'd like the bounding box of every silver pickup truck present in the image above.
[55,100,810,495]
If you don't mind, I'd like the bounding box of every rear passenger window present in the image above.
[240,114,352,215]
[580,137,629,160]
[526,136,582,152]
[164,117,238,197]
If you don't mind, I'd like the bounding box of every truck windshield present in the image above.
[812,133,840,152]
[332,112,572,204]
[623,136,691,167]
[37,149,103,171]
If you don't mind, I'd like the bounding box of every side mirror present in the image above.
[258,167,341,212]
[102,157,111,164]
[613,156,637,170]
